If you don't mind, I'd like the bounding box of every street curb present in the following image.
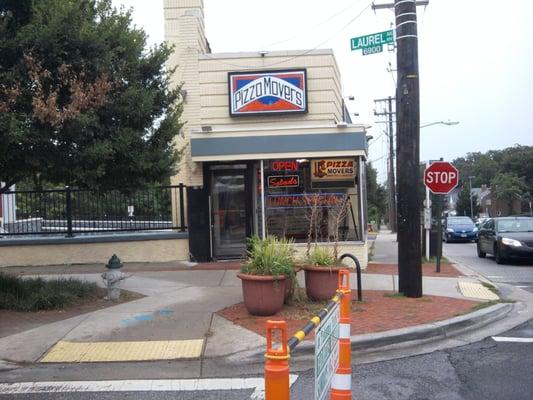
[301,302,511,354]
[228,302,514,364]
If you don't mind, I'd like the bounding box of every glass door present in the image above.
[210,168,248,259]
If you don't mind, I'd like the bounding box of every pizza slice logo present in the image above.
[229,70,307,116]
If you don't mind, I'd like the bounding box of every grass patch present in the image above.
[481,281,500,296]
[0,273,99,312]
[456,299,516,316]
[421,256,450,264]
[383,292,406,298]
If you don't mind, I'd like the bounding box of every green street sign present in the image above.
[363,45,383,56]
[351,30,394,51]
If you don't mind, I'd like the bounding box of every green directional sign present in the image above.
[363,45,383,56]
[351,30,394,51]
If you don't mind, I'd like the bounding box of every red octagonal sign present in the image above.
[424,161,459,194]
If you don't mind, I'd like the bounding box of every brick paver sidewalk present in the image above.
[218,290,478,340]
[365,263,464,277]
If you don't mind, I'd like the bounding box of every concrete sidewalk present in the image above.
[369,229,398,263]
[0,229,532,378]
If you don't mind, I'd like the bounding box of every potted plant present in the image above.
[303,246,344,300]
[303,194,349,300]
[237,236,295,316]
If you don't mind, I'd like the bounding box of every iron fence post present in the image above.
[65,186,74,237]
[179,184,186,232]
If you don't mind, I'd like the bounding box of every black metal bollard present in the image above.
[339,253,362,301]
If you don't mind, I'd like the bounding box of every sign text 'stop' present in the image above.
[424,161,459,194]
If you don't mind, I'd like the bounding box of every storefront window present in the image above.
[259,158,363,243]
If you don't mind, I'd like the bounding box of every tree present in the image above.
[0,0,182,193]
[491,172,527,215]
[455,185,479,218]
[453,145,533,192]
[366,163,387,227]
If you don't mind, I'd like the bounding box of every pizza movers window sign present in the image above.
[228,69,307,117]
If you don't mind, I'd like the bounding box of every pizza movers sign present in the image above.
[311,159,356,181]
[228,69,307,117]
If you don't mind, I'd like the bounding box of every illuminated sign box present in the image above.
[228,69,308,117]
[311,158,356,189]
[268,175,300,189]
[267,193,346,209]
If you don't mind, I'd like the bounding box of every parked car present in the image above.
[443,216,478,242]
[475,217,489,229]
[477,217,533,264]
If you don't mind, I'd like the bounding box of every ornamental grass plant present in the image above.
[240,236,295,277]
[0,273,98,312]
[307,246,338,267]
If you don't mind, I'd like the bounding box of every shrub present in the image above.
[240,236,295,277]
[0,273,98,312]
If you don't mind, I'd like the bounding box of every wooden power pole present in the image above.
[373,0,427,297]
[395,0,422,297]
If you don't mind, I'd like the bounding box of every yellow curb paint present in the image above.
[458,281,499,301]
[40,339,204,363]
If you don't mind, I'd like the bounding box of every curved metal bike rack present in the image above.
[339,253,362,301]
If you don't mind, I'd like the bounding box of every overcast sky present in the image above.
[113,0,533,184]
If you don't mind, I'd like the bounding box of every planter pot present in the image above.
[304,265,343,301]
[236,273,287,316]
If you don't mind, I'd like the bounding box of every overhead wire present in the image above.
[202,0,375,69]
[257,0,369,49]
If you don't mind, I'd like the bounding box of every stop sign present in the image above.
[424,161,459,194]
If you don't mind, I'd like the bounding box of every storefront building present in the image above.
[164,0,370,266]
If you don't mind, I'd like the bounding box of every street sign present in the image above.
[424,161,459,194]
[315,303,339,400]
[351,30,394,51]
[363,45,383,56]
[424,208,431,229]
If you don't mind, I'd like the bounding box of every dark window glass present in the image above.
[259,158,362,243]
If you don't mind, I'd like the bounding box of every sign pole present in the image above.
[425,162,430,260]
[436,194,442,273]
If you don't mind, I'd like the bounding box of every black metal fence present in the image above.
[0,185,187,236]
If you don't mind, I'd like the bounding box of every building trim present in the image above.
[191,132,367,161]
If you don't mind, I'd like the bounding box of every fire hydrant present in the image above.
[101,254,126,300]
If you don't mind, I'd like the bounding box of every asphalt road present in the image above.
[2,321,531,400]
[292,320,533,400]
[443,241,533,292]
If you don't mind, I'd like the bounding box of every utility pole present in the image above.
[374,97,396,233]
[468,176,475,219]
[374,0,426,297]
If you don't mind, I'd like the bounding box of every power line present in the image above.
[368,131,386,147]
[202,1,374,69]
[369,153,388,163]
[258,0,369,49]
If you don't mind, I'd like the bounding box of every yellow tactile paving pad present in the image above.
[40,339,204,363]
[458,281,499,301]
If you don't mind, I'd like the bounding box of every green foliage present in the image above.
[0,0,182,192]
[366,163,387,224]
[491,172,528,212]
[308,246,337,267]
[241,236,295,277]
[0,273,98,311]
[455,185,479,217]
[453,145,532,196]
